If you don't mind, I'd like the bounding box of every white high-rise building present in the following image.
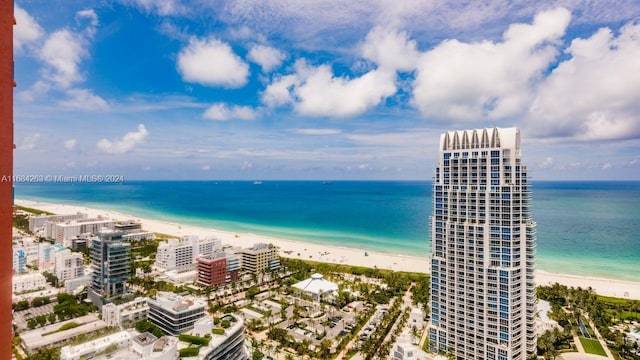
[154,235,220,272]
[29,213,88,232]
[428,128,536,360]
[46,218,116,246]
[54,249,85,282]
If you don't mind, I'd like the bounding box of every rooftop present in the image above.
[292,273,339,296]
[21,314,108,352]
[149,292,205,313]
[60,330,131,358]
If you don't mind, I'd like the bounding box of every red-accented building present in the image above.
[196,253,227,287]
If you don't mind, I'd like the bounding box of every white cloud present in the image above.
[19,134,41,150]
[261,74,298,107]
[602,162,612,170]
[39,29,87,88]
[177,37,249,88]
[36,8,99,89]
[124,0,186,16]
[59,89,109,110]
[361,27,418,71]
[64,139,77,151]
[76,9,99,37]
[97,124,149,154]
[220,1,639,52]
[292,128,342,136]
[412,7,571,121]
[540,157,554,168]
[201,165,211,171]
[295,66,396,117]
[203,103,257,121]
[248,45,286,72]
[18,80,50,102]
[527,22,640,141]
[263,60,397,117]
[14,5,44,53]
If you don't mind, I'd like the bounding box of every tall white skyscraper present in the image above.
[428,127,536,360]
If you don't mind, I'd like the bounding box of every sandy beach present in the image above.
[16,199,640,300]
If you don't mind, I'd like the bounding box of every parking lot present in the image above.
[13,303,56,331]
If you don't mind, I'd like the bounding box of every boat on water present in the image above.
[253,181,262,185]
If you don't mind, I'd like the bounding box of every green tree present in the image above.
[13,300,30,311]
[246,286,260,300]
[252,349,264,360]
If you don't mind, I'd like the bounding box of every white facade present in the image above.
[12,237,40,273]
[46,218,115,245]
[147,292,206,335]
[12,273,46,294]
[189,314,248,360]
[428,128,537,360]
[130,333,178,360]
[64,275,91,294]
[123,231,155,242]
[38,243,68,271]
[29,213,88,232]
[54,249,85,282]
[154,235,220,272]
[102,297,150,328]
[392,341,433,360]
[60,331,132,360]
[292,273,339,302]
[408,307,425,331]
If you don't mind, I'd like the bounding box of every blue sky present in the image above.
[13,0,640,180]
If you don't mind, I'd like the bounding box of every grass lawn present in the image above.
[579,337,607,356]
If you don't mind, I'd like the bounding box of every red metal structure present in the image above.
[0,0,15,357]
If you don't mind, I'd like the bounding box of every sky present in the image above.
[12,0,640,181]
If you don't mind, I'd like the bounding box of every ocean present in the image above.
[14,181,640,282]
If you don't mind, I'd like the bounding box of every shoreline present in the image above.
[15,198,640,300]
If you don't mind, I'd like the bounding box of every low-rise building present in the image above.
[130,332,177,360]
[148,292,206,335]
[21,314,108,355]
[64,274,91,294]
[12,273,46,294]
[392,333,434,360]
[292,273,339,302]
[12,237,40,273]
[123,231,155,242]
[60,330,132,360]
[102,297,150,328]
[408,307,425,331]
[162,270,197,285]
[115,221,155,242]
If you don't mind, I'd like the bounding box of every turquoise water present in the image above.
[14,181,640,282]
